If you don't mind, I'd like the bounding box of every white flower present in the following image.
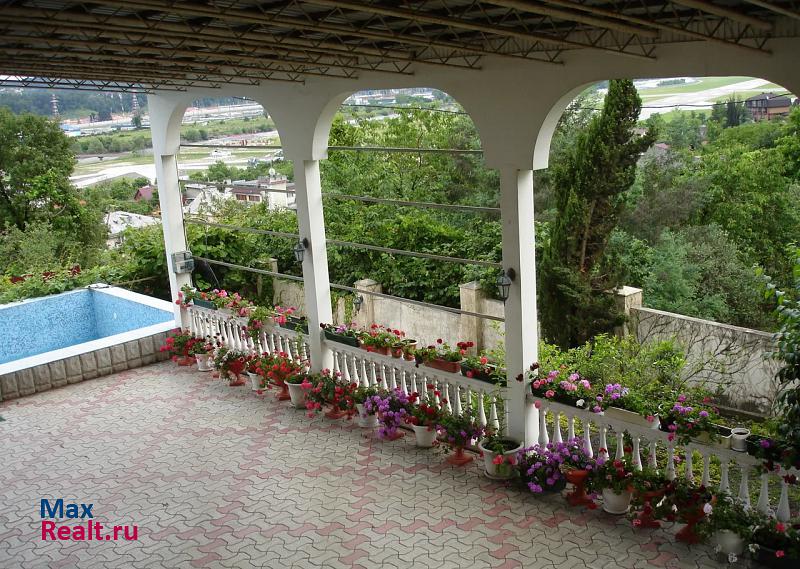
[672,504,678,512]
[748,543,760,553]
[576,399,585,408]
[703,503,713,515]
[728,553,738,564]
[714,545,722,553]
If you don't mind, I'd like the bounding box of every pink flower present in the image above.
[492,455,504,465]
[545,390,555,398]
[775,550,785,558]
[533,380,541,389]
[776,522,786,532]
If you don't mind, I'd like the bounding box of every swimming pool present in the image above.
[0,285,176,401]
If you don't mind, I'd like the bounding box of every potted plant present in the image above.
[302,369,355,419]
[160,329,197,365]
[274,306,308,333]
[189,336,215,371]
[461,353,506,385]
[588,454,636,515]
[750,511,800,567]
[629,467,669,529]
[478,431,523,480]
[214,347,249,386]
[352,385,381,428]
[516,442,571,494]
[599,384,661,430]
[286,372,311,409]
[246,305,276,342]
[653,478,713,544]
[696,494,755,559]
[246,354,264,391]
[358,324,396,356]
[436,407,485,465]
[405,388,445,447]
[730,427,750,452]
[320,322,360,347]
[558,438,597,507]
[659,394,730,447]
[262,352,305,401]
[387,328,417,358]
[364,388,414,440]
[529,369,593,410]
[414,339,469,374]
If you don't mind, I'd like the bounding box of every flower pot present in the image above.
[675,509,705,544]
[730,428,750,452]
[360,344,391,356]
[324,406,346,420]
[324,330,360,347]
[713,530,744,556]
[273,380,290,401]
[604,407,660,430]
[424,358,461,374]
[196,354,214,372]
[287,382,306,409]
[178,355,195,366]
[564,469,593,507]
[693,425,732,449]
[356,404,379,428]
[478,439,522,479]
[633,489,664,529]
[193,299,216,310]
[412,425,437,448]
[460,363,497,383]
[280,317,308,334]
[445,445,473,466]
[601,488,632,515]
[247,372,262,391]
[228,374,245,387]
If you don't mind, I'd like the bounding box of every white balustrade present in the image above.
[530,395,797,522]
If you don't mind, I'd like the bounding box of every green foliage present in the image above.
[0,265,126,304]
[540,79,655,348]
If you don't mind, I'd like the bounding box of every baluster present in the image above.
[719,460,730,493]
[410,372,418,395]
[433,382,442,408]
[756,473,771,514]
[599,425,608,460]
[489,397,500,432]
[399,369,408,394]
[777,479,791,522]
[615,432,625,460]
[453,384,462,417]
[567,416,575,441]
[648,441,657,469]
[553,412,563,444]
[444,384,453,414]
[738,464,751,508]
[388,366,398,390]
[526,402,538,446]
[359,358,369,386]
[464,388,473,412]
[538,407,549,446]
[684,448,693,483]
[341,352,352,384]
[582,418,593,458]
[477,390,487,427]
[379,362,388,390]
[666,443,676,481]
[632,437,642,471]
[701,454,711,487]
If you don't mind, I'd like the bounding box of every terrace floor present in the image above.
[0,362,722,569]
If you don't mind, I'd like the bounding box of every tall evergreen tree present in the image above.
[539,79,655,348]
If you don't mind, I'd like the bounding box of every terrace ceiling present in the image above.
[0,0,799,92]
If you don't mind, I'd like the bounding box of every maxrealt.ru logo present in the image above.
[40,499,138,541]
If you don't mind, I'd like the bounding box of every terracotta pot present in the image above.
[228,374,246,387]
[361,345,391,356]
[287,382,306,409]
[446,446,473,466]
[412,425,437,447]
[324,406,346,420]
[178,355,195,366]
[633,489,664,529]
[564,469,593,507]
[424,358,461,374]
[675,509,705,544]
[274,381,290,401]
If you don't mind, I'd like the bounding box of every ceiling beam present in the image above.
[669,0,774,30]
[538,0,771,54]
[0,77,166,93]
[741,0,800,21]
[298,0,655,59]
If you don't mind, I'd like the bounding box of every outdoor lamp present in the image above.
[353,295,364,313]
[293,238,309,264]
[496,268,516,303]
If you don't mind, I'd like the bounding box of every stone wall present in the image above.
[0,331,171,402]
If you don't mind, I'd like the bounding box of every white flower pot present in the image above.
[730,428,750,452]
[196,354,213,372]
[356,404,379,428]
[714,530,744,555]
[604,407,660,430]
[601,488,632,515]
[478,439,523,479]
[287,383,306,409]
[247,372,261,391]
[412,425,437,447]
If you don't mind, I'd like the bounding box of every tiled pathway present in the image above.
[0,362,720,568]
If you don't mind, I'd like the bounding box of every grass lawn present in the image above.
[637,76,760,98]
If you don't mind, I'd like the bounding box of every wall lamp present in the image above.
[496,268,516,303]
[293,238,309,264]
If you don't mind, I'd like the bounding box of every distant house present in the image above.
[229,175,296,210]
[745,92,793,121]
[134,184,155,201]
[104,211,160,248]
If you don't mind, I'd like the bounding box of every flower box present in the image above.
[424,358,461,374]
[692,425,732,449]
[460,363,499,383]
[280,317,309,334]
[193,299,216,310]
[604,406,659,430]
[323,330,360,347]
[361,344,391,356]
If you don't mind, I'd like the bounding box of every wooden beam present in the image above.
[669,0,773,30]
[538,0,771,54]
[742,0,800,21]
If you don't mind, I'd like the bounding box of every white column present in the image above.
[499,167,538,444]
[293,158,333,371]
[148,94,192,327]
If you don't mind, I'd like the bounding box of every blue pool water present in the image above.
[0,289,173,365]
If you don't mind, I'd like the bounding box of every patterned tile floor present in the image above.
[0,362,723,569]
